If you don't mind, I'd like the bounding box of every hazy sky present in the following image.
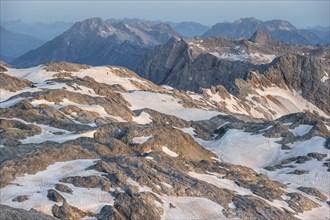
[1,0,329,28]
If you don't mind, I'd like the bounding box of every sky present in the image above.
[0,0,329,28]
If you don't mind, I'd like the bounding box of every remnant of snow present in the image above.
[265,136,330,196]
[126,178,152,192]
[132,112,153,124]
[0,97,27,108]
[161,196,228,220]
[71,66,146,91]
[162,146,178,157]
[132,136,153,144]
[249,52,276,64]
[122,91,220,121]
[251,87,329,118]
[189,172,296,213]
[289,124,313,136]
[5,65,55,83]
[178,127,196,137]
[295,204,330,220]
[321,72,329,83]
[198,129,281,169]
[1,117,95,144]
[0,159,114,216]
[22,128,96,144]
[189,172,253,195]
[219,52,249,62]
[161,182,173,189]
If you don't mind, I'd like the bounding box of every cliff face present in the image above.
[263,55,330,114]
[137,35,330,115]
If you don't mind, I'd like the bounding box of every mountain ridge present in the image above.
[11,17,179,69]
[203,17,324,45]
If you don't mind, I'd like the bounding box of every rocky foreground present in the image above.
[0,62,329,219]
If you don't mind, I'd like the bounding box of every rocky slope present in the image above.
[0,61,329,219]
[11,17,179,70]
[203,17,324,45]
[137,32,330,119]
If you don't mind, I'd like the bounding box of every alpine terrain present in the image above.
[0,58,329,219]
[0,15,329,220]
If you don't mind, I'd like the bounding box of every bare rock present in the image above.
[12,195,29,202]
[52,201,93,220]
[0,205,57,220]
[96,205,125,220]
[307,152,327,161]
[0,73,32,92]
[60,176,111,191]
[286,192,320,213]
[55,183,73,194]
[47,189,65,202]
[297,186,328,202]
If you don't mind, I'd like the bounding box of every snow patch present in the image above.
[132,112,153,124]
[132,136,153,144]
[161,196,228,220]
[289,124,313,136]
[199,129,281,170]
[0,159,113,216]
[162,146,178,157]
[122,91,220,121]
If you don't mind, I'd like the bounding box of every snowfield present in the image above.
[0,159,114,216]
[199,129,282,170]
[122,91,221,121]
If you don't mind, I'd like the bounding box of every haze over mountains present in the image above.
[0,26,45,63]
[11,17,179,69]
[203,17,328,45]
[2,17,329,69]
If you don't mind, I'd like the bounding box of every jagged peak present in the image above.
[68,17,111,34]
[234,17,262,24]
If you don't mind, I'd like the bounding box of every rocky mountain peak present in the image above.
[249,29,277,45]
[67,17,112,36]
[234,17,262,25]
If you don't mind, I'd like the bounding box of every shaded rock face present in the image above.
[47,189,65,203]
[0,205,57,220]
[52,201,93,220]
[233,195,297,220]
[12,195,29,202]
[0,73,32,92]
[55,183,73,194]
[112,191,163,220]
[96,205,125,220]
[12,17,179,70]
[286,193,320,213]
[263,55,330,114]
[297,187,328,202]
[137,36,329,115]
[0,119,42,144]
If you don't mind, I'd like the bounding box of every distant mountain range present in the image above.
[0,26,45,63]
[11,17,179,69]
[203,17,328,45]
[0,19,73,41]
[7,17,330,69]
